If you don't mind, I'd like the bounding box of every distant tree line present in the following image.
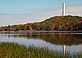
[0,24,32,31]
[0,15,82,31]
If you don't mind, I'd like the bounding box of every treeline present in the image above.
[32,15,82,31]
[0,24,32,31]
[0,15,82,31]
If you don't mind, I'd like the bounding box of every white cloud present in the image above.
[66,5,82,16]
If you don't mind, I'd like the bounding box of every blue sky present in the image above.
[0,0,82,26]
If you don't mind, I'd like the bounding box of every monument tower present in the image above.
[62,2,65,16]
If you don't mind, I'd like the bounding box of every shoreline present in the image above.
[0,31,82,35]
[0,30,82,32]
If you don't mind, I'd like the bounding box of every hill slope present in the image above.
[32,15,82,31]
[0,15,82,31]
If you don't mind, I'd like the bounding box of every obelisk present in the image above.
[62,2,65,16]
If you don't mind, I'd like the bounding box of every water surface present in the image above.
[0,32,82,54]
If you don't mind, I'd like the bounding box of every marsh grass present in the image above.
[0,42,82,58]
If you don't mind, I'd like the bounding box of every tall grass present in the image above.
[0,42,82,58]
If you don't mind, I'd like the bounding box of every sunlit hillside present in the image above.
[0,15,82,31]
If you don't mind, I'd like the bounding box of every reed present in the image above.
[0,42,82,58]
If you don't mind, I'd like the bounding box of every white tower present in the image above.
[62,2,65,16]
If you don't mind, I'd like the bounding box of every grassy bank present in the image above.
[0,42,82,58]
[0,42,56,58]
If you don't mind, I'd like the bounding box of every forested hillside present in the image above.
[0,15,82,31]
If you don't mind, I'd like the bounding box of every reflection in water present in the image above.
[0,32,82,54]
[63,45,66,55]
[9,32,82,45]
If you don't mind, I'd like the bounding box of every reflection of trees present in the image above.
[9,32,82,45]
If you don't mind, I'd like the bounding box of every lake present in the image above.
[0,31,82,54]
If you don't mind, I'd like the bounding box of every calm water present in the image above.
[0,32,82,54]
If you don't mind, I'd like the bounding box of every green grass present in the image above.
[0,42,56,58]
[0,42,82,58]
